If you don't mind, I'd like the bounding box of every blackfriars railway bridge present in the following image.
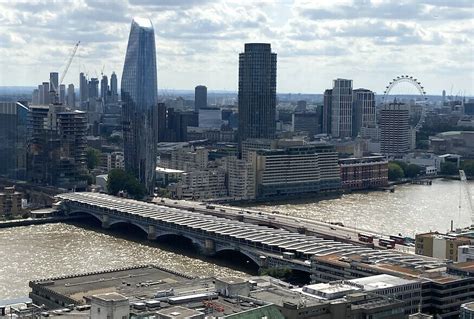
[57,192,446,280]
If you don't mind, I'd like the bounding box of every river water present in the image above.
[0,179,471,300]
[250,179,473,237]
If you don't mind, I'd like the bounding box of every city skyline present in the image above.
[0,0,473,95]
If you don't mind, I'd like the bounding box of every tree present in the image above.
[388,162,405,181]
[107,168,146,200]
[86,147,101,170]
[405,164,422,178]
[461,160,474,177]
[107,169,129,196]
[440,162,458,175]
[392,161,408,173]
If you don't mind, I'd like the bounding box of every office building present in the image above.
[292,111,320,137]
[67,84,75,108]
[110,72,118,103]
[121,17,158,194]
[252,144,341,199]
[199,107,222,129]
[322,89,332,134]
[194,85,207,111]
[238,43,277,143]
[380,102,410,155]
[339,156,388,190]
[79,72,88,108]
[0,101,28,179]
[49,72,59,94]
[352,88,375,137]
[415,232,471,261]
[295,100,307,112]
[331,79,353,138]
[100,75,108,103]
[28,105,88,189]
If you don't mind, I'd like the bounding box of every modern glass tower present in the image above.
[238,43,277,144]
[121,17,158,194]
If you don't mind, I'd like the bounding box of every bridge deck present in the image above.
[57,192,447,270]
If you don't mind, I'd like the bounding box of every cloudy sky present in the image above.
[0,0,473,95]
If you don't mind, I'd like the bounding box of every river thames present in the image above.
[0,179,471,299]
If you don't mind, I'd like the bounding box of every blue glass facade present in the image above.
[121,18,158,194]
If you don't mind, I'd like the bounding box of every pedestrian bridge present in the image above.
[57,192,445,274]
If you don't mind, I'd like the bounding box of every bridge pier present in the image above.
[101,214,110,229]
[200,239,216,256]
[147,225,157,240]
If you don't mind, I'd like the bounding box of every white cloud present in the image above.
[0,0,472,95]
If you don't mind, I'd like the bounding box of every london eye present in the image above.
[382,75,428,131]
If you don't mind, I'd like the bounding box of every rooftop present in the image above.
[347,274,417,291]
[133,17,153,29]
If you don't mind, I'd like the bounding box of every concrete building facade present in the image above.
[238,43,277,144]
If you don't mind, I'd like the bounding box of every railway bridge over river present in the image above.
[57,192,446,279]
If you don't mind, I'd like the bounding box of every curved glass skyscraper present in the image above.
[121,17,158,194]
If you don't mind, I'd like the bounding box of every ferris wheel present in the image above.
[383,75,428,131]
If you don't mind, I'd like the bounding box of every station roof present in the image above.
[57,192,447,272]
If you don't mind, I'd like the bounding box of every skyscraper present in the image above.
[38,84,44,105]
[331,79,353,138]
[67,84,75,108]
[42,82,50,105]
[59,84,66,105]
[121,17,158,194]
[352,88,375,137]
[79,72,88,109]
[238,43,277,144]
[194,85,207,111]
[110,72,118,103]
[100,75,108,103]
[322,89,332,134]
[0,102,28,180]
[380,102,410,155]
[50,72,59,94]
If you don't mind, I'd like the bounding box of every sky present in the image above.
[0,0,473,95]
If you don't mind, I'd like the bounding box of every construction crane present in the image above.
[459,170,474,227]
[51,41,80,104]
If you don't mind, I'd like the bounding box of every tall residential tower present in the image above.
[331,79,353,138]
[121,17,158,194]
[238,43,277,144]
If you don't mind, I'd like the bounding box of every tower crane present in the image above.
[51,41,80,104]
[459,170,474,227]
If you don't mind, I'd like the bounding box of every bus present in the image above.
[358,233,374,243]
[379,238,395,249]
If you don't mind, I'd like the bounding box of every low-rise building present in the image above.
[0,186,23,218]
[460,301,474,319]
[429,131,474,158]
[168,168,226,200]
[99,152,124,172]
[415,232,471,261]
[458,245,474,262]
[223,156,256,200]
[89,293,129,319]
[339,156,388,190]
